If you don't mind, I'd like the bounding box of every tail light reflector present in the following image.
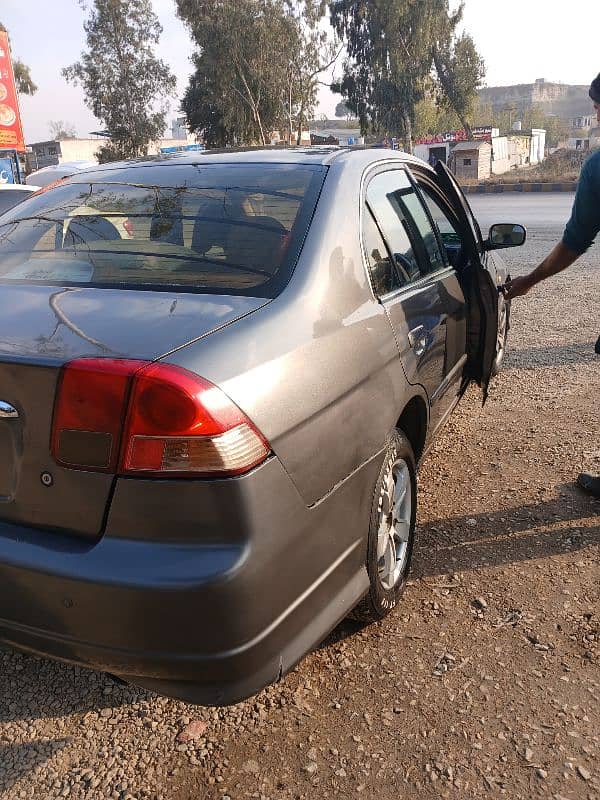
[51,359,270,477]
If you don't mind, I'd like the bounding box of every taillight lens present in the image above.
[51,359,270,477]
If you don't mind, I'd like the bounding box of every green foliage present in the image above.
[413,95,460,140]
[0,22,38,95]
[329,0,485,152]
[472,100,571,148]
[63,0,176,160]
[176,0,297,146]
[282,0,341,144]
[177,0,336,146]
[433,31,485,138]
[334,101,354,119]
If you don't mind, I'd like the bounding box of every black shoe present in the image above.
[576,473,600,498]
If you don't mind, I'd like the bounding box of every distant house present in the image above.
[451,141,492,181]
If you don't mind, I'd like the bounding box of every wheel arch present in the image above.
[395,394,429,465]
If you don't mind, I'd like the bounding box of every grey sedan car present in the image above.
[0,148,523,705]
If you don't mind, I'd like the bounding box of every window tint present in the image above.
[399,189,446,273]
[0,163,326,297]
[419,185,463,268]
[366,170,421,285]
[0,190,31,216]
[362,209,398,296]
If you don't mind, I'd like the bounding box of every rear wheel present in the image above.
[351,431,417,623]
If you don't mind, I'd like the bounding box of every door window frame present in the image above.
[360,163,457,301]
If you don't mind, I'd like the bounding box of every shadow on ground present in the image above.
[0,739,70,795]
[321,486,598,651]
[412,487,598,578]
[505,340,597,370]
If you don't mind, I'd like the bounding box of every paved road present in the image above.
[470,192,575,231]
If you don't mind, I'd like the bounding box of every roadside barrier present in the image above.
[462,182,577,194]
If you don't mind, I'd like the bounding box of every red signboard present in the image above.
[0,31,26,152]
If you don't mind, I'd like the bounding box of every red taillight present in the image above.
[51,359,270,477]
[123,218,134,237]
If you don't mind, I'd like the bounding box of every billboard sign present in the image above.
[0,156,15,183]
[0,31,26,152]
[415,126,496,146]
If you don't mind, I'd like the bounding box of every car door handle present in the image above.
[408,325,428,356]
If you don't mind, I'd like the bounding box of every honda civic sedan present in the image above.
[0,148,524,705]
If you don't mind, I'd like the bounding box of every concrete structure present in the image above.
[28,138,102,171]
[491,136,509,175]
[570,114,596,130]
[451,141,492,181]
[414,142,451,165]
[478,79,590,120]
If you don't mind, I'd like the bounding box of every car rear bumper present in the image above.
[0,456,378,705]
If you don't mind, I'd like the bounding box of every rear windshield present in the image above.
[0,163,326,297]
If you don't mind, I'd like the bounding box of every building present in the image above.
[451,141,493,181]
[27,135,201,173]
[570,114,596,130]
[479,79,590,120]
[28,138,102,171]
[414,127,498,166]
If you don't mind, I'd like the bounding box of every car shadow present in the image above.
[0,649,148,724]
[504,340,596,370]
[411,488,598,578]
[0,739,70,795]
[320,486,598,650]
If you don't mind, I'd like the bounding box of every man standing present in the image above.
[505,72,600,498]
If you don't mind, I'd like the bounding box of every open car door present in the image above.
[434,160,499,402]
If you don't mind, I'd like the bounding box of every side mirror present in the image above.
[484,223,527,251]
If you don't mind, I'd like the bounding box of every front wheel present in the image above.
[351,430,417,623]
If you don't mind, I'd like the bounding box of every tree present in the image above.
[281,1,342,145]
[330,0,485,152]
[433,31,485,139]
[0,22,38,95]
[63,0,176,161]
[330,1,448,153]
[177,0,297,147]
[334,101,354,119]
[413,93,460,140]
[49,120,77,140]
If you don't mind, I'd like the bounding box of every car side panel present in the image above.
[167,159,418,507]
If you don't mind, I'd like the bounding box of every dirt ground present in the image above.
[0,219,598,800]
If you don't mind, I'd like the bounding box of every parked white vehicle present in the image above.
[26,161,97,188]
[0,183,40,215]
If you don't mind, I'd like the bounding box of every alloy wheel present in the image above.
[376,457,412,591]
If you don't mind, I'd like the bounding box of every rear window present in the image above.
[0,163,326,297]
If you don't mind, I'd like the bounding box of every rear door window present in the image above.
[366,170,422,285]
[0,163,327,297]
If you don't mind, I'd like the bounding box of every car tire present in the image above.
[351,430,417,623]
[492,298,510,376]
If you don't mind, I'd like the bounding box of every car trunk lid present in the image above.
[0,284,269,538]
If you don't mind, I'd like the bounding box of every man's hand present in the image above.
[502,274,534,300]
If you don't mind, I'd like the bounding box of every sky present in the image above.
[2,0,599,144]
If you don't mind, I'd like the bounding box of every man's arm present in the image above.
[504,241,579,299]
[504,152,600,300]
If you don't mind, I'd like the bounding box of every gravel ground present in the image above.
[1,214,598,800]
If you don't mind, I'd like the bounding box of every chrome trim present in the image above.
[0,401,19,419]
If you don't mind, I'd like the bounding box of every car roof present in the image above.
[74,146,425,175]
